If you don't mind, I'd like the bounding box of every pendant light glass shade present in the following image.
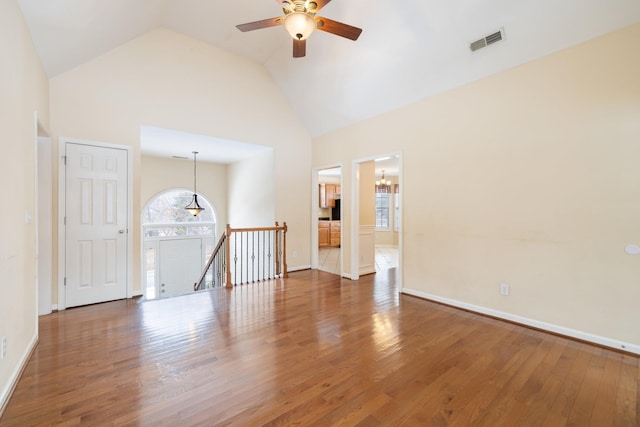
[185,194,204,217]
[185,151,204,217]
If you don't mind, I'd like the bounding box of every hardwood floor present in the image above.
[1,269,638,426]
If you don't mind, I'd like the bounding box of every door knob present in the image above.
[119,229,125,234]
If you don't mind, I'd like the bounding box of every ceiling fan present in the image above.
[236,0,362,58]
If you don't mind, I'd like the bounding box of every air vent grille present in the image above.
[469,39,486,52]
[470,28,505,52]
[485,31,503,45]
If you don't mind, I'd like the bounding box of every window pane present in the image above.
[394,193,400,231]
[143,189,215,223]
[376,193,390,230]
[143,224,214,238]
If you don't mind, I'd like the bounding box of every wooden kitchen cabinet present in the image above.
[319,220,340,247]
[319,184,341,208]
[325,185,336,207]
[318,221,330,247]
[330,221,341,247]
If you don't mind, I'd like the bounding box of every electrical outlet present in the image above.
[500,283,510,296]
[1,337,6,359]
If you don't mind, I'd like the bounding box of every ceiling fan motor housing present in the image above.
[284,1,318,13]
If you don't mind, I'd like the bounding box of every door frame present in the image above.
[57,137,133,310]
[311,163,343,274]
[37,135,52,315]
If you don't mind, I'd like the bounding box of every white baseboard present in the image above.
[402,288,640,355]
[359,267,376,276]
[51,304,58,311]
[288,264,311,272]
[0,333,38,417]
[131,290,143,297]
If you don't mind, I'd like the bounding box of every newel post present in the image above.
[283,222,288,278]
[275,222,281,276]
[225,224,232,288]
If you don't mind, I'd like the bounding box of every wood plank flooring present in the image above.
[1,269,638,426]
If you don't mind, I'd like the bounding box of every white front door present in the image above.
[64,142,128,308]
[158,238,202,298]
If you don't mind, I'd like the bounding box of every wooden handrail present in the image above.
[196,222,288,291]
[226,224,287,233]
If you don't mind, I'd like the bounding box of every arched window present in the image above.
[142,189,216,299]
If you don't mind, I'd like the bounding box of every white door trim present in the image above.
[37,136,52,315]
[57,137,133,310]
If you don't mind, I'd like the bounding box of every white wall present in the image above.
[0,0,49,412]
[227,150,275,228]
[313,24,640,350]
[49,28,312,297]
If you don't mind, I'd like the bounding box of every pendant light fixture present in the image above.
[284,11,317,40]
[375,170,392,193]
[185,151,204,217]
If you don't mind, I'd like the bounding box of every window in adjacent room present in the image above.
[394,191,400,231]
[376,192,391,230]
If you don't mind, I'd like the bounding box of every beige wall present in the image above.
[227,150,275,228]
[359,161,375,225]
[141,155,229,237]
[49,28,312,296]
[313,24,640,348]
[0,0,49,409]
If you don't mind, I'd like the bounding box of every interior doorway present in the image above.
[316,166,342,275]
[373,157,400,272]
[351,153,402,282]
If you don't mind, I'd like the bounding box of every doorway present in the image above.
[351,153,402,281]
[373,157,400,272]
[316,166,342,275]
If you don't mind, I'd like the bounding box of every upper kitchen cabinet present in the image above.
[319,183,340,208]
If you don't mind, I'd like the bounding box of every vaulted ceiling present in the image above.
[18,0,640,139]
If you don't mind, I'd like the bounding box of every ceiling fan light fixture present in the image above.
[284,12,316,40]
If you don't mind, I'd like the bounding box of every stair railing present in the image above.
[195,222,287,291]
[194,232,227,291]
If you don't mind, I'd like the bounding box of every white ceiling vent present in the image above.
[470,28,505,52]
